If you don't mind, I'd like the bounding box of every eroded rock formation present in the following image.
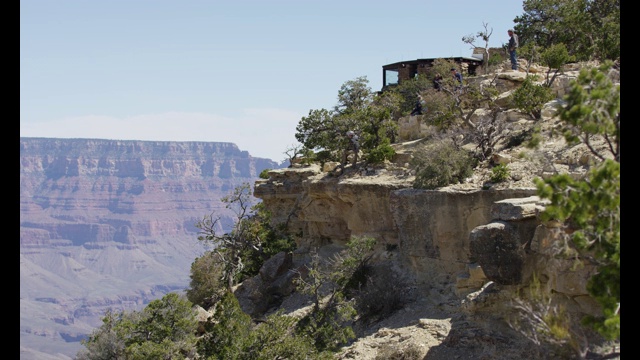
[240,62,615,356]
[20,137,280,358]
[242,161,604,359]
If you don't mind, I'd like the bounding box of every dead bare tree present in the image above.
[462,22,493,73]
[195,183,260,290]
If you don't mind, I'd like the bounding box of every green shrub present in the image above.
[186,251,226,308]
[490,164,510,183]
[535,160,620,341]
[259,168,271,179]
[247,310,325,360]
[389,73,433,115]
[338,236,377,292]
[197,292,331,360]
[300,148,317,165]
[364,140,396,164]
[511,76,554,120]
[197,291,253,359]
[314,149,336,164]
[541,43,573,71]
[77,293,199,360]
[238,202,297,281]
[411,142,476,189]
[482,51,507,74]
[375,342,423,360]
[353,264,409,323]
[488,52,505,67]
[294,237,376,352]
[526,125,543,149]
[296,301,356,353]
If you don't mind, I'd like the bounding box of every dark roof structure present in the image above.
[381,56,483,91]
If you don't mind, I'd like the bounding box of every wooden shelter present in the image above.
[381,56,483,91]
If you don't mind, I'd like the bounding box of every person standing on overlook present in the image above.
[410,95,425,116]
[451,68,463,93]
[451,68,462,84]
[508,29,519,70]
[341,130,360,167]
[433,73,443,91]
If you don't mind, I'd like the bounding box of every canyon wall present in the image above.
[20,137,280,359]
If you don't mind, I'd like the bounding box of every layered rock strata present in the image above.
[249,163,599,324]
[20,137,279,358]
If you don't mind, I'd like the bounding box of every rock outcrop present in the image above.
[238,63,618,359]
[244,161,606,358]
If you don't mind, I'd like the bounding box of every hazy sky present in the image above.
[20,0,524,162]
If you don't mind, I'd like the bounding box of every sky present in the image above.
[20,0,525,163]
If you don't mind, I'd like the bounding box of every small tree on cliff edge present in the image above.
[76,293,199,359]
[462,21,493,73]
[194,183,296,291]
[514,0,619,61]
[196,183,256,290]
[295,76,397,164]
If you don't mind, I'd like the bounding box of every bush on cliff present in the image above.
[195,183,296,291]
[76,293,199,360]
[411,141,476,189]
[534,61,620,343]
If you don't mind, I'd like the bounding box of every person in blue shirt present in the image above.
[508,29,519,70]
[451,68,463,92]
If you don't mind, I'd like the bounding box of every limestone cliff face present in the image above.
[20,137,280,358]
[249,66,610,327]
[254,164,536,285]
[389,187,538,283]
[242,64,617,359]
[252,162,600,322]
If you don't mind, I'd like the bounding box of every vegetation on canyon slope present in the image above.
[76,0,619,358]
